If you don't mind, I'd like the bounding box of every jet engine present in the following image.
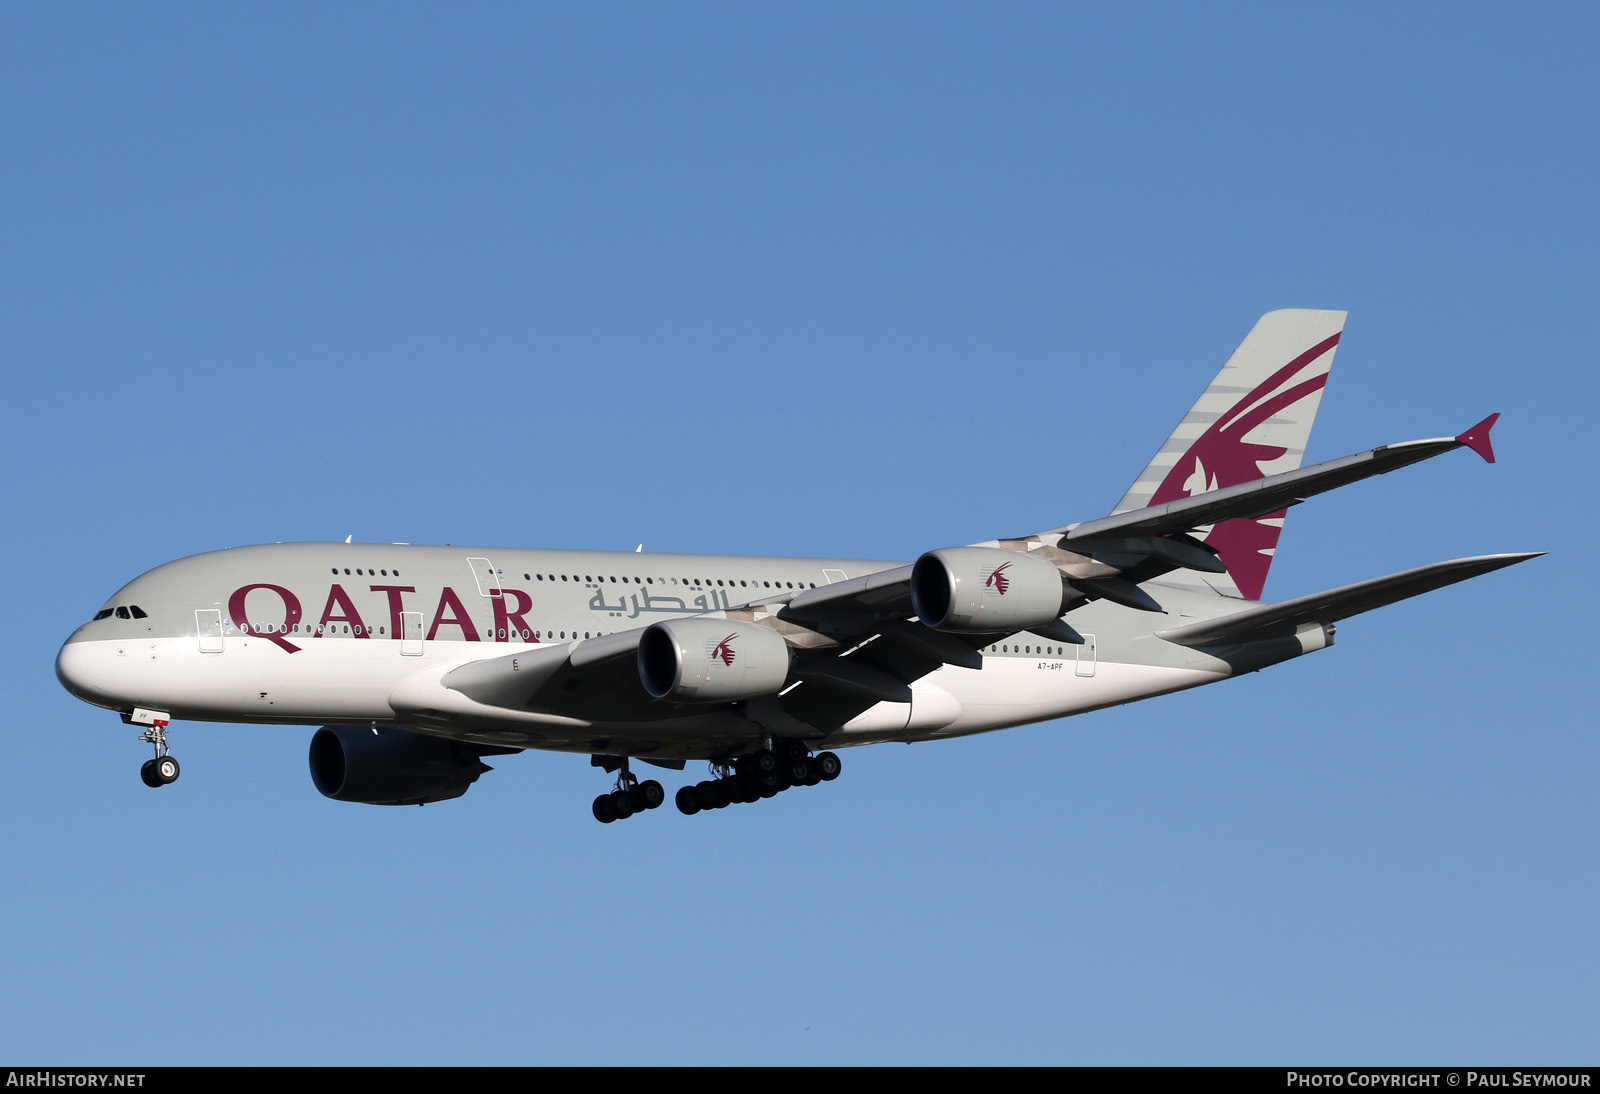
[308,726,499,806]
[638,618,792,702]
[911,546,1070,633]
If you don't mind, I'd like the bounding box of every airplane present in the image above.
[55,309,1539,823]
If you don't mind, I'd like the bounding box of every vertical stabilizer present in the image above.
[1114,309,1347,600]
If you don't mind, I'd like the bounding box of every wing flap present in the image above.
[1155,552,1542,646]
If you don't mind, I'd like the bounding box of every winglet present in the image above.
[1456,413,1499,463]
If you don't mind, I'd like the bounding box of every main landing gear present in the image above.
[135,719,180,789]
[591,757,665,824]
[674,741,840,817]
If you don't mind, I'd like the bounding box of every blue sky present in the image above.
[3,3,1595,1064]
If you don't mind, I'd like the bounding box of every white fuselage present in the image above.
[57,542,1262,760]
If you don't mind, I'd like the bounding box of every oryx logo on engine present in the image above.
[709,634,738,666]
[985,563,1012,595]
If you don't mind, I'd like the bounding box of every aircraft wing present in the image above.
[401,414,1515,748]
[1154,552,1541,646]
[1057,415,1499,545]
[778,564,915,620]
[438,631,648,713]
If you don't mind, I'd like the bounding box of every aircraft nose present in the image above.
[56,635,110,705]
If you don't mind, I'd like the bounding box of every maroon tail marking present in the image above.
[1148,332,1340,601]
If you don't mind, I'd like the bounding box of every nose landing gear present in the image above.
[139,753,180,788]
[128,708,179,788]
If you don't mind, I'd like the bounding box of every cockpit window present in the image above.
[129,606,147,619]
[115,607,131,619]
[93,609,114,621]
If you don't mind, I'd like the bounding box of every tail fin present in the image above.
[1114,308,1348,600]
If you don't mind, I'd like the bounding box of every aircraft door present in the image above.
[467,557,502,598]
[196,609,224,653]
[1075,634,1097,677]
[401,611,424,656]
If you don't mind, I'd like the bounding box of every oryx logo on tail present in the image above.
[985,563,1012,595]
[710,634,738,666]
[1111,310,1348,602]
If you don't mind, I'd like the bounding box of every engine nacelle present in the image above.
[911,546,1069,633]
[638,618,792,702]
[309,726,493,806]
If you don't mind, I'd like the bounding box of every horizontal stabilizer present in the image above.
[1155,552,1542,647]
[1059,416,1500,545]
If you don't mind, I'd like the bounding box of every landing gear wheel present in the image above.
[140,759,163,788]
[592,794,618,823]
[816,751,841,781]
[610,788,636,819]
[155,756,180,784]
[639,780,666,810]
[675,785,701,815]
[693,781,717,811]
